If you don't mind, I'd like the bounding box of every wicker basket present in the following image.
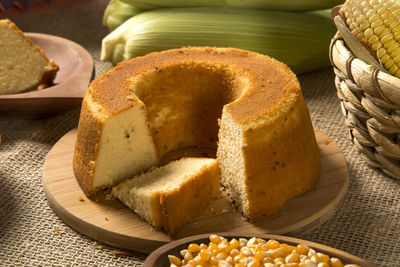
[330,32,400,180]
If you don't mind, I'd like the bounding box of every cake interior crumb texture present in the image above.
[91,102,158,190]
[0,19,58,95]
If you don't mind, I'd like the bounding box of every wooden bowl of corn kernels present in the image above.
[330,0,400,180]
[143,233,376,266]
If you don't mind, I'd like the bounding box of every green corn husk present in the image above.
[120,0,344,11]
[103,0,344,31]
[101,7,336,74]
[103,0,148,31]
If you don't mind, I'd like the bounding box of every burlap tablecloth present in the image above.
[0,1,399,266]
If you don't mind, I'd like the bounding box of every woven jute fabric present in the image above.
[0,1,399,266]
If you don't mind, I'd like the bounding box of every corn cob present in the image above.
[340,0,400,78]
[101,7,336,74]
[103,0,344,32]
[103,0,147,31]
[120,0,345,12]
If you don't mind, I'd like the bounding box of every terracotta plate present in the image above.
[0,33,93,118]
[144,233,376,267]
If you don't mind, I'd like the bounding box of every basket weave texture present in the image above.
[330,31,400,180]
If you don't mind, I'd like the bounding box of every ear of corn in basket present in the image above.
[101,7,337,74]
[339,0,400,78]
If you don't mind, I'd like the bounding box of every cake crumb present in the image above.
[323,139,331,145]
[78,196,85,202]
[112,249,133,257]
[221,208,231,214]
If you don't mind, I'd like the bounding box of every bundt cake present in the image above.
[0,19,59,95]
[111,157,221,237]
[73,47,320,221]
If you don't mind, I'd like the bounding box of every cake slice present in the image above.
[111,157,221,237]
[0,19,59,95]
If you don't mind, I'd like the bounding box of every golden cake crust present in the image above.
[88,47,298,124]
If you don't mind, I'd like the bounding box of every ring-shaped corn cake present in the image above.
[73,47,320,221]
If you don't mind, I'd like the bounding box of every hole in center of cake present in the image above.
[129,63,245,161]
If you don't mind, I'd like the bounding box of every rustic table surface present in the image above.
[0,1,399,266]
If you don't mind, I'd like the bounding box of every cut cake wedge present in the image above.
[111,157,221,237]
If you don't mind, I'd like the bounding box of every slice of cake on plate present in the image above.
[0,19,59,95]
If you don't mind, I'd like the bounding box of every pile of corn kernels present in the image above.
[168,235,361,267]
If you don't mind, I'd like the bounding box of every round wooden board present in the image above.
[143,233,376,267]
[43,127,349,254]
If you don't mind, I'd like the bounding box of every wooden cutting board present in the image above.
[43,127,349,254]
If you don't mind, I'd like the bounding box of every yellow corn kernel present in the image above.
[188,243,201,253]
[262,256,274,264]
[229,248,240,258]
[217,260,231,267]
[277,244,291,257]
[229,239,240,250]
[216,252,228,261]
[254,250,265,262]
[295,244,309,255]
[192,254,205,265]
[239,238,248,245]
[247,259,261,267]
[225,256,234,264]
[233,255,241,263]
[210,234,222,244]
[389,64,399,73]
[168,255,182,266]
[200,243,208,250]
[286,252,299,263]
[266,239,281,250]
[184,251,194,262]
[200,249,212,262]
[210,256,219,265]
[240,246,252,256]
[180,249,188,258]
[384,58,395,69]
[235,263,245,267]
[274,257,285,264]
[344,265,361,267]
[363,28,374,38]
[256,238,266,244]
[246,237,256,245]
[316,253,329,263]
[317,263,329,267]
[265,249,280,259]
[208,243,218,252]
[330,257,345,267]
